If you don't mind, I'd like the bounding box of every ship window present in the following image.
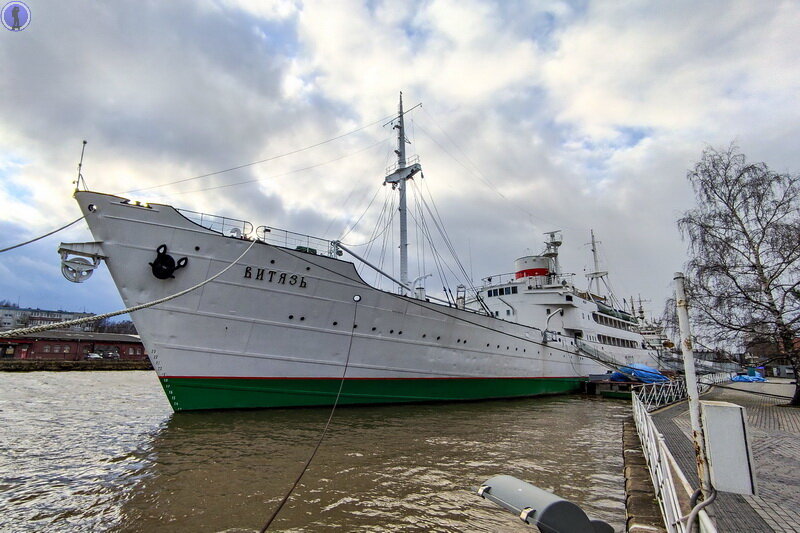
[504,287,511,295]
[546,309,550,314]
[566,295,573,301]
[506,310,511,316]
[54,345,61,353]
[64,345,71,353]
[512,286,518,294]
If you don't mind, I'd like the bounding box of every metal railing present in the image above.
[178,208,341,258]
[633,371,735,412]
[255,226,339,258]
[630,372,734,532]
[179,209,254,239]
[632,391,716,532]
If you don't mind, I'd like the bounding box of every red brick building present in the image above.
[0,330,147,361]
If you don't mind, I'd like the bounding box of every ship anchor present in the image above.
[149,244,188,280]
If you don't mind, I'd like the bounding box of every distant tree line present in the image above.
[93,318,138,334]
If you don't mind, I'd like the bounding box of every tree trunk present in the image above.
[792,363,800,406]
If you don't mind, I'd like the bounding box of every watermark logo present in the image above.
[2,1,30,31]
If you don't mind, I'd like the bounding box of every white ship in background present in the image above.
[59,96,661,411]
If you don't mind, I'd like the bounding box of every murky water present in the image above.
[0,372,629,532]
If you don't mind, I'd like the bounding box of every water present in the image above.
[0,372,630,532]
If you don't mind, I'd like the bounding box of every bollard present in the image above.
[478,475,614,533]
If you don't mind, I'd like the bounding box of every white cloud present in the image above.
[1,0,800,316]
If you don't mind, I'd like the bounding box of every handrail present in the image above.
[632,390,717,532]
[630,372,734,532]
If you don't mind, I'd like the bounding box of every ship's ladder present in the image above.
[574,339,638,380]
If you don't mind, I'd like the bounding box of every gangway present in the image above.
[575,339,638,380]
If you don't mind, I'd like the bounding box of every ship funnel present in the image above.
[514,256,549,279]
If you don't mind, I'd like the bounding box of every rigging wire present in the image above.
[122,113,396,195]
[142,139,389,198]
[414,111,577,231]
[338,185,384,243]
[0,216,85,254]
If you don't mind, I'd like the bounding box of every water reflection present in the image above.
[1,373,628,532]
[120,397,628,532]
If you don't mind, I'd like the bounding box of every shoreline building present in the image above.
[0,330,147,360]
[0,306,96,332]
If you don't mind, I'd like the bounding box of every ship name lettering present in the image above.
[243,267,307,289]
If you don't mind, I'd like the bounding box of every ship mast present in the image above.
[587,229,608,297]
[384,92,422,294]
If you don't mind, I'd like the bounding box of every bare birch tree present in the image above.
[678,144,800,405]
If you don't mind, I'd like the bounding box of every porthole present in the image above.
[300,317,305,321]
[390,330,394,334]
[288,315,294,320]
[333,321,338,326]
[398,331,402,335]
[422,334,427,338]
[270,259,275,264]
[436,336,441,340]
[371,327,377,331]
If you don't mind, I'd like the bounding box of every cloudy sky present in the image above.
[1,0,799,319]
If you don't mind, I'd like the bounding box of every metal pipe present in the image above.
[674,272,713,500]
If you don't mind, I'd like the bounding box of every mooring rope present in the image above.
[0,216,85,253]
[0,238,258,338]
[259,296,361,531]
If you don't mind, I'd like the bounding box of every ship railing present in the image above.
[179,209,255,239]
[632,390,717,533]
[385,154,420,175]
[255,226,340,258]
[479,272,575,289]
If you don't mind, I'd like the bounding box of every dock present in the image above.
[0,359,153,371]
[650,378,799,532]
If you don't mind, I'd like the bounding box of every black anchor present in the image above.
[149,244,188,280]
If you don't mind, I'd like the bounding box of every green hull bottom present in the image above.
[159,376,586,411]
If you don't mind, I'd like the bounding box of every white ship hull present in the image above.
[72,191,655,411]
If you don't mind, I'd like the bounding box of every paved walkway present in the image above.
[652,378,800,532]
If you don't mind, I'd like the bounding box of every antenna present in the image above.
[74,140,88,192]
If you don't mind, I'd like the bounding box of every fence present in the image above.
[630,371,734,532]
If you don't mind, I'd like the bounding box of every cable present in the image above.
[122,113,395,195]
[143,139,389,198]
[0,216,85,253]
[260,297,360,531]
[0,238,257,338]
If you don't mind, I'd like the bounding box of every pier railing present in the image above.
[632,389,717,533]
[634,371,735,412]
[630,372,733,532]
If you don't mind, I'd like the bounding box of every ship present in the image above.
[58,96,661,411]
